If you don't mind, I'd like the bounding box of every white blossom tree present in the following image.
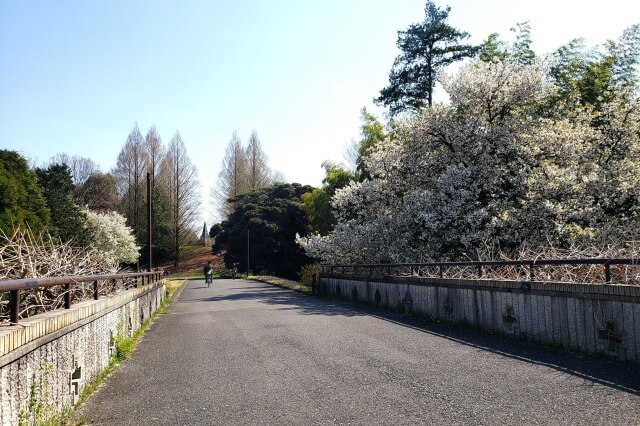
[85,210,139,264]
[301,59,640,263]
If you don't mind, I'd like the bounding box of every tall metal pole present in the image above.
[147,172,153,271]
[247,229,250,276]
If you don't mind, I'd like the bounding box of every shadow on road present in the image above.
[188,280,640,395]
[191,283,366,318]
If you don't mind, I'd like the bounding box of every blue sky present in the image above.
[1,1,639,222]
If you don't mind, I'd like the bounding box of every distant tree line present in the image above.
[0,123,201,268]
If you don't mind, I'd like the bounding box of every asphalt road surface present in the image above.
[80,278,640,425]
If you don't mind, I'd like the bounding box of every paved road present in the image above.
[80,278,640,425]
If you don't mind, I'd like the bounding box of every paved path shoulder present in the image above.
[79,278,640,425]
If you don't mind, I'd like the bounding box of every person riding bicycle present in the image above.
[231,263,238,279]
[203,261,213,286]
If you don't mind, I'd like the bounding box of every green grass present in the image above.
[249,275,312,294]
[164,276,190,294]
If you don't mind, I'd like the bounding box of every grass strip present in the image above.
[249,275,312,294]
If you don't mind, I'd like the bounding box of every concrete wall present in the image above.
[320,276,640,363]
[0,281,166,425]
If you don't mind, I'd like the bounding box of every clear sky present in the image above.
[1,0,639,223]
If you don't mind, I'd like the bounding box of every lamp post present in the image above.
[247,229,250,276]
[147,172,152,271]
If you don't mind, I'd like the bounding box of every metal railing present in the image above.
[323,258,640,285]
[0,270,163,325]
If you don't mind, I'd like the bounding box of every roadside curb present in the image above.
[170,278,190,302]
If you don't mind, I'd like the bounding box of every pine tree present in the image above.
[36,164,88,245]
[376,1,476,115]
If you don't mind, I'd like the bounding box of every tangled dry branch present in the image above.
[331,237,640,285]
[0,228,126,323]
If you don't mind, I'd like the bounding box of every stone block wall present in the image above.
[320,276,640,363]
[0,281,166,425]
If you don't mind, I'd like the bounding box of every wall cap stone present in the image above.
[0,280,165,364]
[322,275,640,298]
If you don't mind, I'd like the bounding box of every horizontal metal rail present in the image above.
[323,258,640,285]
[0,271,163,325]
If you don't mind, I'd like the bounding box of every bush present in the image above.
[299,263,321,287]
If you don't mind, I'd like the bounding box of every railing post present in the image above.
[64,284,71,309]
[529,262,535,281]
[93,280,99,300]
[477,264,483,278]
[605,262,611,284]
[10,290,19,324]
[312,272,317,295]
[439,265,443,278]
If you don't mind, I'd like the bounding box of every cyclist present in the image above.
[203,261,213,287]
[231,263,238,279]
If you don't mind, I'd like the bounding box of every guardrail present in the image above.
[0,270,163,325]
[323,258,640,285]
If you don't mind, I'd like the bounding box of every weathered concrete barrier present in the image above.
[320,276,640,363]
[0,280,166,425]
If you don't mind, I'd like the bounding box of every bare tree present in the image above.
[112,124,148,243]
[50,153,101,185]
[245,130,272,190]
[212,131,248,218]
[342,139,360,171]
[158,131,201,265]
[144,125,164,185]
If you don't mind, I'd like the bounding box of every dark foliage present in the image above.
[209,223,223,239]
[0,150,51,236]
[212,183,314,280]
[139,188,174,266]
[36,163,88,245]
[76,172,119,212]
